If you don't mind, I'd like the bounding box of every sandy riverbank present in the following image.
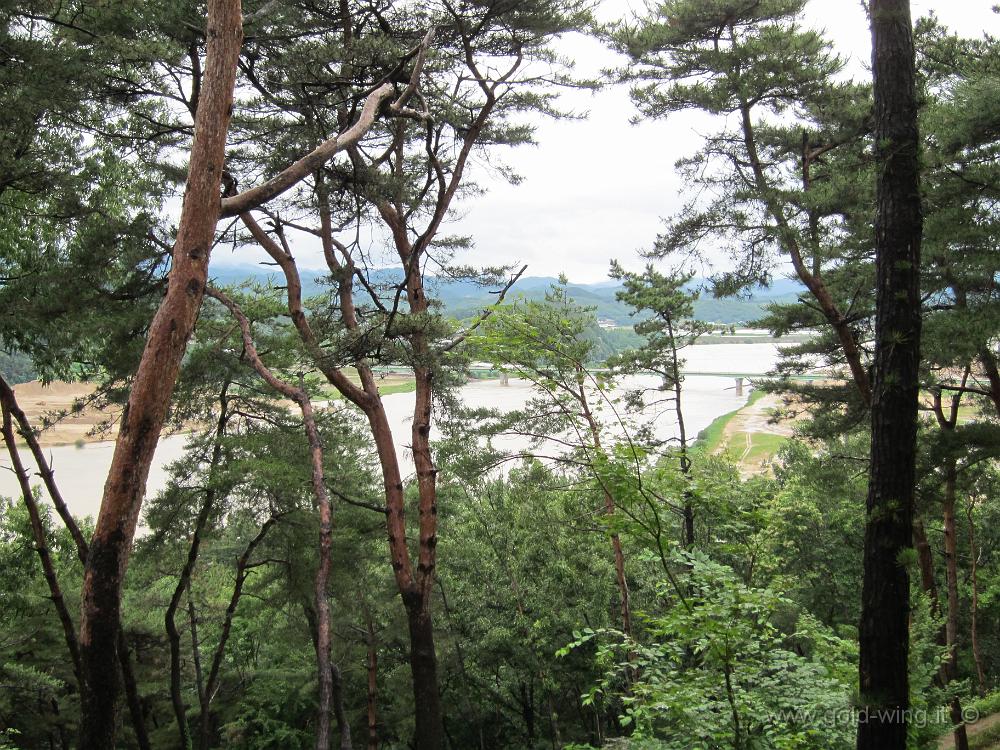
[707,390,801,475]
[7,373,415,447]
[8,380,115,447]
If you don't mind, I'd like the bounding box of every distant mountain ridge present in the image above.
[209,264,802,325]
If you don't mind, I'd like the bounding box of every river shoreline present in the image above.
[1,343,786,522]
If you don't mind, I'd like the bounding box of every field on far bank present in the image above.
[697,389,797,475]
[8,380,111,447]
[9,370,416,447]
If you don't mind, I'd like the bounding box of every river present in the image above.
[0,343,781,525]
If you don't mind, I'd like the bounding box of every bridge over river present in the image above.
[372,364,835,395]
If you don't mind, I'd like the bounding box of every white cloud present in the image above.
[214,0,998,283]
[441,0,998,282]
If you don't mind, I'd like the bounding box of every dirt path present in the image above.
[718,392,794,444]
[713,391,796,474]
[939,712,1000,749]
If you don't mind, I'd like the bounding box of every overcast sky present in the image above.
[213,0,998,283]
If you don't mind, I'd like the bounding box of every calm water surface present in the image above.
[0,343,781,525]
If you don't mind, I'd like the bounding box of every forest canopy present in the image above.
[1,1,999,749]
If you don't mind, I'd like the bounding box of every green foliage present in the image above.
[0,498,81,745]
[611,263,709,364]
[562,552,855,749]
[1,2,999,748]
[436,463,620,748]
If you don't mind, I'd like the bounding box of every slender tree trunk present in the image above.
[0,376,88,555]
[206,287,340,750]
[239,198,445,746]
[117,630,152,750]
[1,377,151,748]
[302,395,337,750]
[51,699,70,750]
[166,383,230,747]
[198,516,277,749]
[3,398,159,748]
[967,502,986,695]
[357,385,443,750]
[978,348,1000,416]
[739,105,871,406]
[241,38,451,741]
[330,663,352,750]
[607,527,632,636]
[400,256,444,750]
[188,592,207,711]
[942,464,970,750]
[76,3,242,745]
[723,661,743,750]
[366,612,379,750]
[857,3,922,748]
[913,519,938,609]
[943,467,960,666]
[578,375,633,637]
[666,315,695,547]
[681,489,695,548]
[1,401,81,680]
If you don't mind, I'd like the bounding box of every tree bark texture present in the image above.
[1,377,151,749]
[75,2,242,745]
[912,519,938,609]
[857,2,922,748]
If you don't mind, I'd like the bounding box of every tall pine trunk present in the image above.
[75,4,242,742]
[857,2,923,748]
[405,595,443,749]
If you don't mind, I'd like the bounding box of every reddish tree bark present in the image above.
[76,2,243,745]
[239,24,523,745]
[932,388,970,750]
[207,286,338,750]
[71,4,401,742]
[0,376,151,750]
[857,2,923,748]
[577,373,632,638]
[913,519,938,608]
[740,103,872,406]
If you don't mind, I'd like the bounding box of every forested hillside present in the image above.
[1,1,999,749]
[209,265,801,325]
[0,352,35,385]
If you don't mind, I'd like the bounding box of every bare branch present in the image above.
[221,83,394,217]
